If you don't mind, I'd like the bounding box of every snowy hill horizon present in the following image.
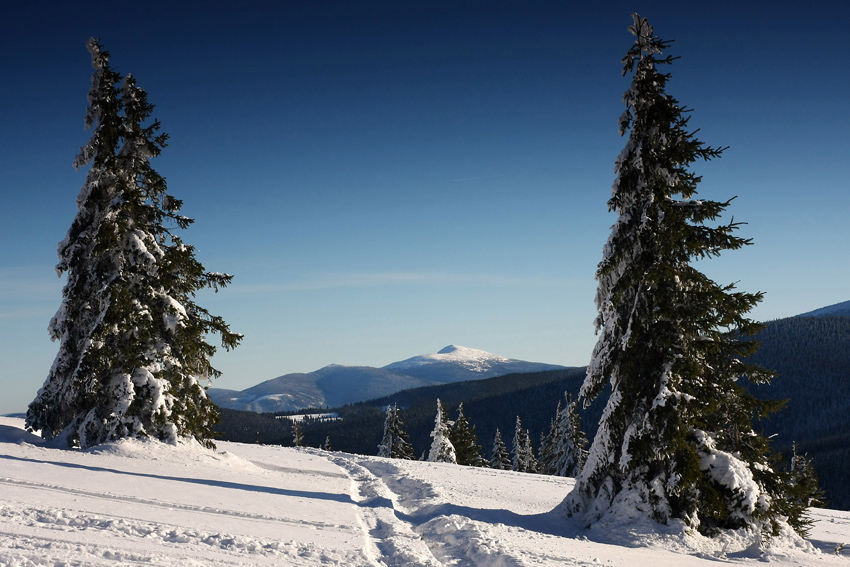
[208,345,566,413]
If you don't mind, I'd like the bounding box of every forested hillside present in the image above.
[746,315,850,509]
[216,314,850,509]
[216,367,602,458]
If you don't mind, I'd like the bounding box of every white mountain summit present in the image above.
[385,345,510,372]
[209,345,564,413]
[381,345,558,383]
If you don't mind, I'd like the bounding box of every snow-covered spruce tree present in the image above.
[539,405,562,475]
[551,392,588,478]
[539,428,554,475]
[564,14,797,536]
[427,399,456,463]
[449,403,487,467]
[511,416,526,472]
[490,428,512,470]
[378,403,414,459]
[292,420,304,447]
[26,39,240,449]
[521,430,539,474]
[785,443,825,537]
[377,404,395,458]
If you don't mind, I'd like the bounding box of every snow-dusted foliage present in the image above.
[521,430,539,474]
[563,15,799,537]
[448,403,487,467]
[377,404,414,460]
[510,416,537,473]
[26,39,241,449]
[427,399,456,463]
[292,421,304,447]
[538,417,557,475]
[489,428,512,470]
[784,443,826,537]
[548,393,588,478]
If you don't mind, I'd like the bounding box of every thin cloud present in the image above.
[231,272,568,294]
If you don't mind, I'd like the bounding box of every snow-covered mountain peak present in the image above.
[432,345,509,363]
[385,345,511,373]
[210,345,565,413]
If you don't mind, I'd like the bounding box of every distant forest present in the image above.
[215,315,850,510]
[746,315,850,510]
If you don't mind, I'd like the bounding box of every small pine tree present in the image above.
[449,403,487,467]
[427,399,456,463]
[521,430,539,474]
[564,14,797,537]
[292,420,304,447]
[789,443,825,508]
[552,392,588,478]
[539,429,552,474]
[511,416,526,472]
[538,406,561,475]
[783,442,826,537]
[490,428,512,470]
[378,405,394,457]
[323,436,333,451]
[26,39,240,449]
[378,404,414,459]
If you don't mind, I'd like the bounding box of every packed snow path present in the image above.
[1,417,849,567]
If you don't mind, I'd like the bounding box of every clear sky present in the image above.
[1,1,848,415]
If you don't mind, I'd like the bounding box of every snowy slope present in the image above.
[2,416,848,567]
[383,344,564,383]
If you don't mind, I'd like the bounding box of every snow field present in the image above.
[1,417,849,566]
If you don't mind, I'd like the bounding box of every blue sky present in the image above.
[1,1,848,414]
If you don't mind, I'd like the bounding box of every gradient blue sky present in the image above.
[1,1,848,414]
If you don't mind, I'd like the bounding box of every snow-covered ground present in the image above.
[1,416,847,566]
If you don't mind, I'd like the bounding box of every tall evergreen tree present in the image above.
[564,15,796,536]
[490,428,512,470]
[378,403,414,459]
[449,403,487,467]
[427,399,456,463]
[26,39,240,449]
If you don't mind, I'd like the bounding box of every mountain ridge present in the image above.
[796,300,850,318]
[208,345,565,413]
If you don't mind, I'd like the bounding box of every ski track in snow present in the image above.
[333,454,600,567]
[0,476,343,530]
[0,503,321,567]
[326,454,444,566]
